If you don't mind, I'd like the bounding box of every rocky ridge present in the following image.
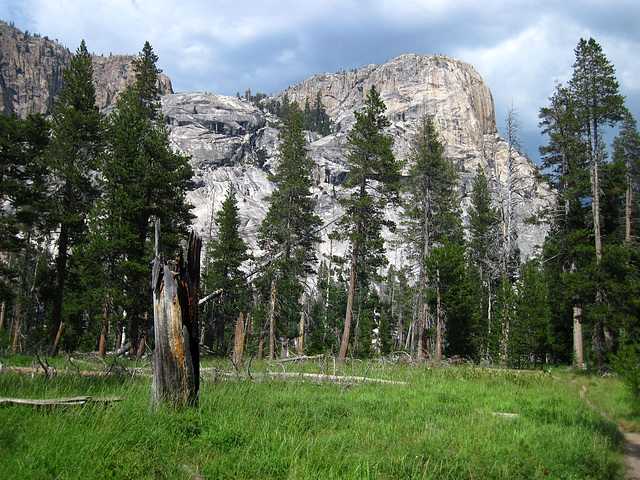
[167,54,554,264]
[0,19,172,116]
[0,18,554,268]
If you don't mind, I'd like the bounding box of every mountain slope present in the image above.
[167,54,554,263]
[0,19,553,265]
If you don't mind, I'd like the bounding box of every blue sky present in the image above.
[2,0,639,163]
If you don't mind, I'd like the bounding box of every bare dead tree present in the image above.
[150,220,202,408]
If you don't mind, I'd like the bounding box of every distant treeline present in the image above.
[239,89,333,136]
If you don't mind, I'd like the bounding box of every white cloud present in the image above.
[455,14,580,120]
[2,0,639,161]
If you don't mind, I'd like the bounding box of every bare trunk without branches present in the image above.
[233,312,246,366]
[150,220,202,408]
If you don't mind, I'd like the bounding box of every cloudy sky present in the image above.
[2,0,639,163]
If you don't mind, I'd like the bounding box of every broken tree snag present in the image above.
[151,220,202,408]
[232,312,245,367]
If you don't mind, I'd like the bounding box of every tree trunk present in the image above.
[245,312,252,353]
[49,222,69,356]
[339,236,359,362]
[11,301,21,352]
[435,268,442,363]
[591,123,606,367]
[257,337,264,360]
[114,324,122,352]
[269,279,276,360]
[232,312,245,366]
[592,152,603,264]
[99,299,109,358]
[570,261,584,367]
[151,220,202,409]
[626,157,633,243]
[297,305,305,355]
[0,298,5,331]
[573,305,584,367]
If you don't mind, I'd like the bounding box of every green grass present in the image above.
[567,370,640,433]
[0,360,627,479]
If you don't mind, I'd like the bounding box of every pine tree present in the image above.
[307,260,348,355]
[467,166,501,360]
[539,84,590,366]
[569,37,625,366]
[511,260,551,368]
[402,116,459,361]
[203,184,251,354]
[433,237,475,358]
[257,102,321,359]
[337,86,401,361]
[0,113,49,345]
[612,111,640,243]
[46,40,104,354]
[97,41,194,353]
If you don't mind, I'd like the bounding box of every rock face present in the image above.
[0,19,172,116]
[166,54,554,262]
[0,18,553,265]
[90,54,173,109]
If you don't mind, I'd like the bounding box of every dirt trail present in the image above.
[580,385,640,480]
[624,431,640,480]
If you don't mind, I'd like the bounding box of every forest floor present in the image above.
[581,384,640,480]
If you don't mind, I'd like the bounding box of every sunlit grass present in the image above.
[566,370,640,433]
[0,358,627,479]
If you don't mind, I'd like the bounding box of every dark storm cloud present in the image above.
[1,0,639,163]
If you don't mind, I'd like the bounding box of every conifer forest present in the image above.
[2,36,640,376]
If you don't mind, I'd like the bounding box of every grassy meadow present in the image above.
[0,355,630,479]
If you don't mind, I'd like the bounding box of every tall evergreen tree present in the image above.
[402,116,459,361]
[337,85,401,361]
[511,260,551,368]
[0,113,49,345]
[539,84,590,366]
[46,40,104,354]
[203,184,251,354]
[467,166,501,360]
[434,237,475,358]
[569,37,625,366]
[612,111,640,243]
[97,41,194,353]
[257,102,321,359]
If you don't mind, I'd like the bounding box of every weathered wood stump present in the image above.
[150,220,202,408]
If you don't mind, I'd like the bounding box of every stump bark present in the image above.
[150,220,202,408]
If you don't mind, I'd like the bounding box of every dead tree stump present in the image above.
[151,219,202,408]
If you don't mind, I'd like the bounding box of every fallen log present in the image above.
[279,372,406,384]
[203,369,406,385]
[0,396,124,407]
[275,355,326,363]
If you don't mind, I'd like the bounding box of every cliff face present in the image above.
[0,20,70,116]
[0,18,553,262]
[168,54,554,261]
[0,19,172,116]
